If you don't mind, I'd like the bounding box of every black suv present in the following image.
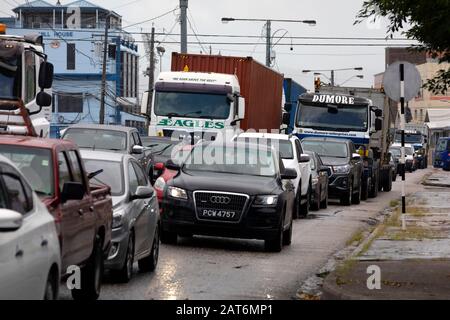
[160,142,297,252]
[301,137,363,206]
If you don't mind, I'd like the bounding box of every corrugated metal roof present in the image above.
[426,108,450,130]
[65,0,104,9]
[15,0,53,8]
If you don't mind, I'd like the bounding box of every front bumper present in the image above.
[327,173,351,198]
[105,226,129,270]
[161,196,283,241]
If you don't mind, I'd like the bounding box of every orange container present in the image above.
[171,52,284,131]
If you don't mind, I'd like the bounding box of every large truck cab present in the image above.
[0,25,53,137]
[142,71,245,142]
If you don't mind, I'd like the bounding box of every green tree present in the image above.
[355,0,450,94]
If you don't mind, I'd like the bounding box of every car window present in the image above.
[68,151,86,191]
[309,156,316,170]
[436,139,448,152]
[132,161,147,186]
[295,139,303,158]
[133,132,142,146]
[128,162,139,194]
[58,152,72,193]
[0,170,32,215]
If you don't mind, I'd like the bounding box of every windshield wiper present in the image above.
[35,190,52,197]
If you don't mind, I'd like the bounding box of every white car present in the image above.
[236,133,312,218]
[0,155,61,300]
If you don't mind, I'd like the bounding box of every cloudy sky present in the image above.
[2,0,414,92]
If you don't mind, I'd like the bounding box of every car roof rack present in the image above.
[0,99,37,137]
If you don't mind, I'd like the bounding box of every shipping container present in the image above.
[283,78,307,133]
[171,52,284,131]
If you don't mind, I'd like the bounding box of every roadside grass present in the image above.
[387,227,444,241]
[335,259,358,286]
[346,229,365,246]
[390,199,399,207]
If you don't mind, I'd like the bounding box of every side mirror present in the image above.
[284,102,293,113]
[0,209,23,232]
[140,91,150,115]
[374,108,383,117]
[130,186,154,201]
[36,91,52,107]
[38,61,54,89]
[375,118,382,131]
[352,153,361,161]
[165,159,180,171]
[282,112,290,125]
[319,166,332,177]
[238,96,245,120]
[61,181,85,202]
[132,145,144,154]
[154,162,165,171]
[299,154,310,163]
[281,168,297,180]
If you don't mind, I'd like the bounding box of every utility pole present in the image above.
[99,14,110,124]
[147,26,155,116]
[180,0,188,53]
[265,20,271,67]
[330,69,335,86]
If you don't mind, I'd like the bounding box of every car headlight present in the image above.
[112,209,125,229]
[154,176,166,191]
[333,164,352,174]
[167,186,188,200]
[254,195,278,206]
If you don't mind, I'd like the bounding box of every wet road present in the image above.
[60,169,431,300]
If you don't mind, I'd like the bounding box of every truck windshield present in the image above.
[154,91,231,119]
[297,102,368,132]
[0,146,54,196]
[395,132,422,144]
[83,159,124,196]
[63,129,128,151]
[0,58,21,100]
[302,141,348,158]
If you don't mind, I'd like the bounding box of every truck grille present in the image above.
[194,191,249,222]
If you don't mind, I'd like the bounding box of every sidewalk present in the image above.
[322,170,450,300]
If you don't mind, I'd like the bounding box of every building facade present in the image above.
[0,0,147,135]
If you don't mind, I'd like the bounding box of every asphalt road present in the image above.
[60,168,431,300]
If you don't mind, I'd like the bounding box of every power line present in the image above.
[187,9,206,53]
[122,7,179,29]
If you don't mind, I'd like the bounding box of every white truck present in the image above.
[0,25,53,137]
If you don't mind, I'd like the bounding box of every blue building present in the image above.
[0,0,147,136]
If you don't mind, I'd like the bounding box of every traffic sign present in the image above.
[383,61,421,102]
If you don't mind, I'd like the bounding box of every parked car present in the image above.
[302,137,363,206]
[62,124,152,176]
[388,152,398,182]
[305,151,330,211]
[161,142,297,252]
[414,147,427,169]
[389,147,401,178]
[0,137,113,300]
[0,155,61,300]
[236,133,312,218]
[434,137,450,171]
[405,146,418,172]
[80,150,160,283]
[140,136,184,184]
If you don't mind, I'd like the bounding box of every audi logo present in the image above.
[210,196,231,204]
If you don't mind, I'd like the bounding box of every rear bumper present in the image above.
[161,197,282,240]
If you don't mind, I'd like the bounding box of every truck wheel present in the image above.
[340,182,352,206]
[160,228,177,245]
[361,177,370,201]
[352,181,361,205]
[71,236,103,301]
[369,175,378,198]
[138,225,160,272]
[383,170,393,192]
[113,234,135,283]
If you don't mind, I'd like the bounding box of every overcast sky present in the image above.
[2,0,414,92]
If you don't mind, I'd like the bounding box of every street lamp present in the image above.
[221,17,317,67]
[156,46,166,72]
[303,67,364,86]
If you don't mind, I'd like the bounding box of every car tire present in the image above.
[383,170,393,192]
[320,188,328,209]
[282,219,293,246]
[341,180,352,206]
[392,171,397,182]
[138,224,160,272]
[113,233,135,283]
[265,213,284,252]
[293,187,301,220]
[369,175,378,198]
[352,180,361,205]
[299,182,311,218]
[43,268,58,300]
[160,228,177,245]
[361,176,370,201]
[71,235,103,301]
[311,186,320,211]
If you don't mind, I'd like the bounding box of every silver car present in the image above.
[80,150,160,283]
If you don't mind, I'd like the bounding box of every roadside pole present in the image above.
[99,13,110,125]
[399,63,406,229]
